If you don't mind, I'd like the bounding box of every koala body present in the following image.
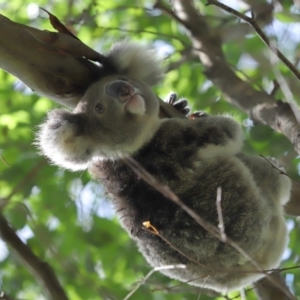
[37,42,291,292]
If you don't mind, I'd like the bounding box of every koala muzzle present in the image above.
[105,80,136,102]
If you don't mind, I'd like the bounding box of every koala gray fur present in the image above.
[36,41,291,293]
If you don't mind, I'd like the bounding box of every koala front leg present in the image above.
[193,115,244,158]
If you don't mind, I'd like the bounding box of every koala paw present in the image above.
[166,92,191,116]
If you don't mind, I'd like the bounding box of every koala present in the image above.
[36,41,291,293]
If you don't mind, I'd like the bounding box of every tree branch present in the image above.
[0,14,102,108]
[164,0,300,155]
[0,214,68,300]
[206,0,300,82]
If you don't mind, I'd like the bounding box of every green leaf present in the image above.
[4,202,29,230]
[275,12,300,23]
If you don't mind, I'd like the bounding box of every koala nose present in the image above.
[105,80,135,102]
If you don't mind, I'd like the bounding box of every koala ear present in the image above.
[125,94,146,115]
[107,41,165,86]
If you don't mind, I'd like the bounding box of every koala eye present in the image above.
[95,103,105,114]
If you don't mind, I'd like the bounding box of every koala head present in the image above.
[37,74,162,171]
[36,41,165,171]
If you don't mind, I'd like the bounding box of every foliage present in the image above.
[0,0,300,299]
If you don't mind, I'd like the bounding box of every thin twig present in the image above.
[123,264,186,300]
[268,40,295,103]
[206,0,300,81]
[259,155,289,176]
[143,221,208,269]
[0,152,10,167]
[154,0,189,27]
[0,159,47,209]
[270,80,280,97]
[216,187,226,242]
[99,26,187,45]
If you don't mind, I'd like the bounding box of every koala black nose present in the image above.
[105,80,135,102]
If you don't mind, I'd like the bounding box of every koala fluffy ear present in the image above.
[107,41,165,86]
